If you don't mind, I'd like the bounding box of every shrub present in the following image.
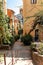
[14,34,20,41]
[31,43,37,51]
[37,43,43,55]
[2,30,12,44]
[0,8,14,46]
[18,29,23,35]
[9,36,15,46]
[31,43,43,55]
[21,34,33,46]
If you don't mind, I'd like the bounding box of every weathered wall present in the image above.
[23,0,43,40]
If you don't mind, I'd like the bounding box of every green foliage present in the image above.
[18,29,23,35]
[0,54,3,63]
[21,34,33,45]
[34,11,43,25]
[31,43,37,51]
[3,30,12,44]
[0,8,12,45]
[37,43,43,55]
[31,43,43,55]
[35,10,43,16]
[9,36,14,46]
[29,11,43,34]
[14,34,20,41]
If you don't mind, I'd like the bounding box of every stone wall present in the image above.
[39,25,43,41]
[23,0,43,40]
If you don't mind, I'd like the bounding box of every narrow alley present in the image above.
[0,40,35,65]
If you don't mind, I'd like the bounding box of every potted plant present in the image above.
[37,43,43,55]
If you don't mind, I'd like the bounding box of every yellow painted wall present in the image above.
[23,0,43,40]
[23,0,43,17]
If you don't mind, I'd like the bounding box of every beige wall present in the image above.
[23,0,43,40]
[23,0,43,17]
[39,25,43,41]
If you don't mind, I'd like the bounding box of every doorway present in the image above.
[35,29,39,42]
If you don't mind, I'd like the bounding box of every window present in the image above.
[31,0,37,4]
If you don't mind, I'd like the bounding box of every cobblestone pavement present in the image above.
[0,40,35,65]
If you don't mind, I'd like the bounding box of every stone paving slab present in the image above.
[0,40,35,65]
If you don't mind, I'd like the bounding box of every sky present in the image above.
[7,0,23,15]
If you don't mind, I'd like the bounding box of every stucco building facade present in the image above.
[23,0,43,41]
[7,9,19,34]
[7,9,15,31]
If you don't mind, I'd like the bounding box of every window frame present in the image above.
[31,0,37,4]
